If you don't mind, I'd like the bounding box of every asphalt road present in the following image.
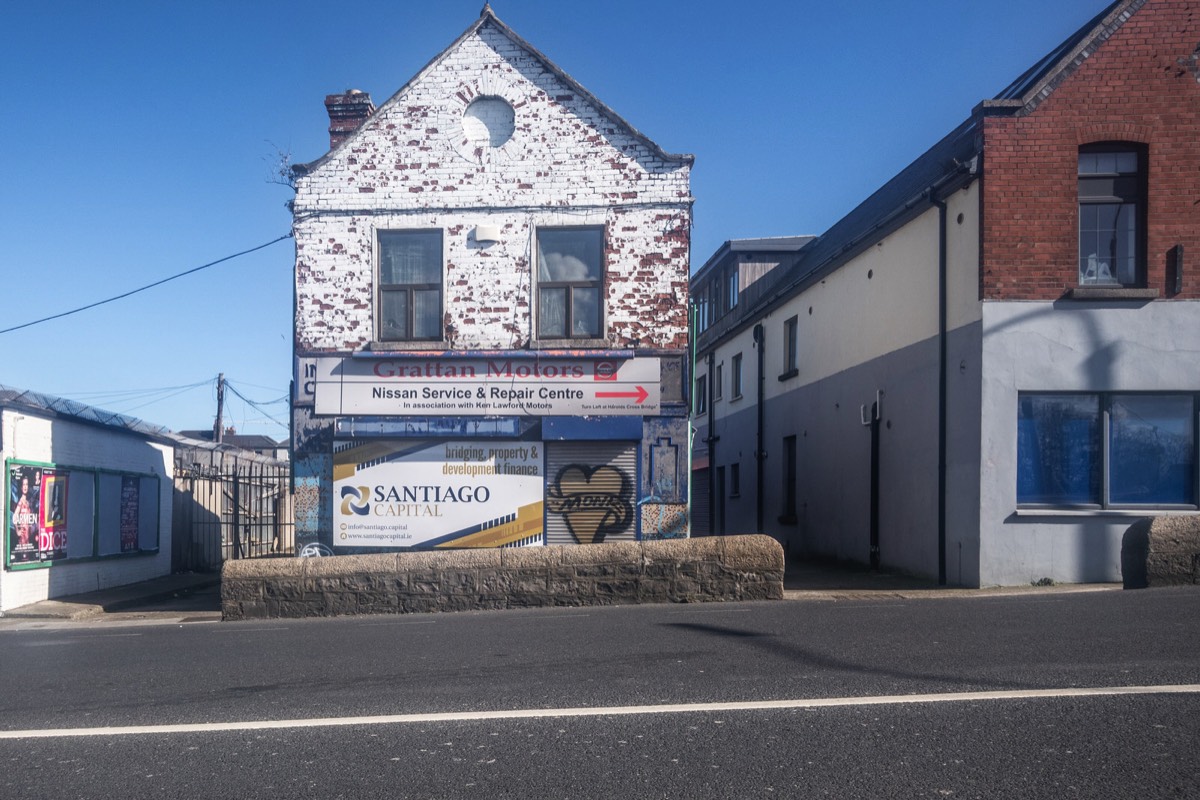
[2,587,1198,798]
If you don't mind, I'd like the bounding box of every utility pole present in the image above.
[213,373,225,444]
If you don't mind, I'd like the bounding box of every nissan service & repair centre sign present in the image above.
[314,356,660,416]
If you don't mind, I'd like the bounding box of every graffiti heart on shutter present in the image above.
[545,464,633,545]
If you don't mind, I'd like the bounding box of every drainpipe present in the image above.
[860,393,881,571]
[753,323,765,533]
[704,351,718,536]
[931,194,949,587]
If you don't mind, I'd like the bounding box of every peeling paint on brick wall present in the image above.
[293,21,692,352]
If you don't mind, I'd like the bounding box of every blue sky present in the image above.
[1,0,1108,438]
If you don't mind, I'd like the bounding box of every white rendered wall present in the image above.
[1,409,172,612]
[702,185,983,579]
[978,299,1200,585]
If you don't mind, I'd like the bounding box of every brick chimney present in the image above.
[324,89,375,150]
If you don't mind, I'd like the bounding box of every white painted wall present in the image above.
[701,186,983,579]
[293,22,691,354]
[1,409,172,612]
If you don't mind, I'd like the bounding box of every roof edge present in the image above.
[480,8,694,166]
[296,8,693,177]
[986,0,1145,116]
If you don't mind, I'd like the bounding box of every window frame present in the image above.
[535,225,606,341]
[377,229,444,342]
[730,462,741,498]
[731,353,744,399]
[780,435,798,524]
[1016,391,1198,511]
[694,373,708,416]
[1077,142,1147,289]
[714,362,723,401]
[780,316,799,380]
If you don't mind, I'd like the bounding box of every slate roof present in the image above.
[706,0,1141,326]
[991,0,1140,111]
[177,430,284,451]
[693,236,818,282]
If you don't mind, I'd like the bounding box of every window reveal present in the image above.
[1078,145,1145,287]
[537,227,604,339]
[1017,392,1197,508]
[379,230,443,341]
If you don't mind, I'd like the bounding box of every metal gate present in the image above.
[172,443,293,572]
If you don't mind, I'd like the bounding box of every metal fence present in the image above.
[172,443,293,572]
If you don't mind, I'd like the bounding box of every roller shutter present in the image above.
[545,441,638,546]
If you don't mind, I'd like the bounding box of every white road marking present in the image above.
[2,684,1198,739]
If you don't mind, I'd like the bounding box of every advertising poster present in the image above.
[8,464,67,565]
[334,440,544,549]
[41,469,68,535]
[119,476,140,553]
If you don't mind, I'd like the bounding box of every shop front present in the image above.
[300,353,685,550]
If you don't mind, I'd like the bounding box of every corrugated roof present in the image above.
[0,385,173,441]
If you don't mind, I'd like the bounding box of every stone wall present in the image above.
[1121,516,1200,588]
[221,535,783,620]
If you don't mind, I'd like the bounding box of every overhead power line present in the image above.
[224,379,289,431]
[0,233,293,335]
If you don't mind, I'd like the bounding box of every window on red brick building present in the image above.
[1078,144,1146,287]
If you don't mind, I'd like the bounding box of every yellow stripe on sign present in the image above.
[436,502,545,548]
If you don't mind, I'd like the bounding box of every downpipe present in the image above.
[753,323,765,533]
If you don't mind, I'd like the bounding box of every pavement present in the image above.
[0,571,223,625]
[0,557,1120,627]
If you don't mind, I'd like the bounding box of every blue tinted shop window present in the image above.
[1109,395,1196,505]
[1017,395,1101,505]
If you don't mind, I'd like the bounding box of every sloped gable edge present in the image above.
[294,7,693,179]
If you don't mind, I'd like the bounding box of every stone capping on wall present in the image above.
[221,535,784,620]
[1121,516,1200,589]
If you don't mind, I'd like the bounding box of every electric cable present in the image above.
[0,233,293,335]
[224,380,288,430]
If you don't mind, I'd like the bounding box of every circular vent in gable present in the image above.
[462,96,515,150]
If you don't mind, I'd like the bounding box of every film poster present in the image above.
[8,464,68,565]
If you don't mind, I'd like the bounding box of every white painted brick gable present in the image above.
[293,15,692,353]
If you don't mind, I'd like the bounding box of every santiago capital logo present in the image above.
[340,485,371,516]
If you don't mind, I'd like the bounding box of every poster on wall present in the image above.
[333,440,544,549]
[7,464,68,565]
[119,476,140,553]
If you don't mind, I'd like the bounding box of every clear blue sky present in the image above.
[1,0,1108,439]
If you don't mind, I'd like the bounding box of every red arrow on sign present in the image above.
[595,386,650,404]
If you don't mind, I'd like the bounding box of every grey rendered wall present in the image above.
[979,300,1200,586]
[945,320,983,587]
[767,335,942,578]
